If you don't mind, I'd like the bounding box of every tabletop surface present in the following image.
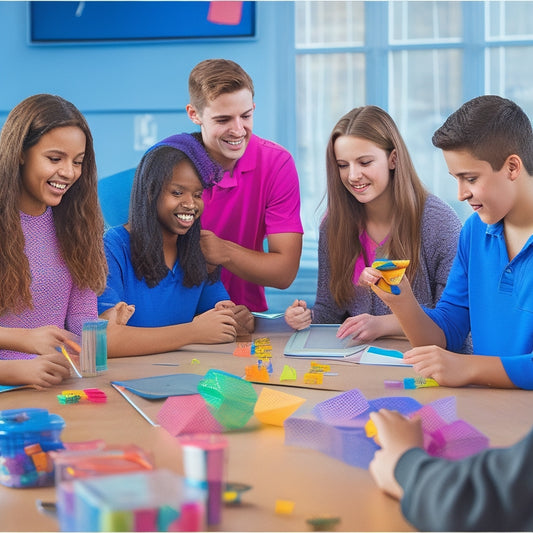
[2,318,533,532]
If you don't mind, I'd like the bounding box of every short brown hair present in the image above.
[432,95,533,173]
[188,59,254,112]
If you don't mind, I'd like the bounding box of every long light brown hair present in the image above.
[0,94,107,313]
[325,106,427,307]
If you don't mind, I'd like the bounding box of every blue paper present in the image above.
[111,373,203,399]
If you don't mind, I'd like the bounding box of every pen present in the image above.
[59,345,82,378]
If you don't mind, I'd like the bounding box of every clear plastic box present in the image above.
[63,469,205,532]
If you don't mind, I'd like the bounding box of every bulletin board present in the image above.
[30,1,255,43]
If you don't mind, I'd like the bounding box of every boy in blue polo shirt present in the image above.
[361,95,533,389]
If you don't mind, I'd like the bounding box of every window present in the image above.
[295,0,533,235]
[270,1,533,311]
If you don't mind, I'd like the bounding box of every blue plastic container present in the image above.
[0,408,65,488]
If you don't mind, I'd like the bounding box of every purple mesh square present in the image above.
[368,396,422,415]
[312,389,369,424]
[427,396,457,422]
[284,417,380,469]
[285,389,489,470]
[285,417,338,454]
[339,427,381,469]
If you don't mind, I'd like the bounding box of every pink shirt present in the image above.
[352,230,387,285]
[201,134,303,311]
[0,208,97,360]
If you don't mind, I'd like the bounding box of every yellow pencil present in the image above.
[60,345,82,378]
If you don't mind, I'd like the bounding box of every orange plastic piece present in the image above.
[244,365,269,382]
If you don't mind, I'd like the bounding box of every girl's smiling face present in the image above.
[334,135,396,205]
[19,126,86,215]
[157,159,204,240]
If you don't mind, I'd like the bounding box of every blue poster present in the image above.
[30,1,255,42]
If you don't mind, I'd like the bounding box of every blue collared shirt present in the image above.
[425,212,533,389]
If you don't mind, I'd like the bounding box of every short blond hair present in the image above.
[188,59,254,112]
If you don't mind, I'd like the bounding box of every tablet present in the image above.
[283,324,367,358]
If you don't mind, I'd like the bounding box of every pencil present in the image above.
[111,383,159,427]
[60,345,82,378]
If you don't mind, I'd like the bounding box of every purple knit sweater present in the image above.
[0,208,97,360]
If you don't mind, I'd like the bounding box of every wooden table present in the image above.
[2,318,533,532]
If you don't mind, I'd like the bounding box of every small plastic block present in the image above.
[24,444,53,473]
[223,482,252,504]
[310,362,330,373]
[280,365,297,381]
[257,359,273,374]
[84,388,107,402]
[275,499,295,515]
[364,419,377,440]
[62,389,88,399]
[384,380,404,388]
[57,394,81,404]
[303,372,323,385]
[191,358,200,364]
[233,343,252,357]
[244,365,269,382]
[403,377,440,389]
[253,337,272,346]
[307,515,341,531]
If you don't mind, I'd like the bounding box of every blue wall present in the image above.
[0,1,296,180]
[0,1,314,312]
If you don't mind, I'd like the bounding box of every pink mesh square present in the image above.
[157,395,223,436]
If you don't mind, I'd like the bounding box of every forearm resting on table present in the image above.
[106,323,205,358]
[214,237,301,289]
[460,355,515,388]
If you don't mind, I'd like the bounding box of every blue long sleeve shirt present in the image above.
[98,226,229,328]
[424,212,533,389]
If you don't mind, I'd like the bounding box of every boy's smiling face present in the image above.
[443,149,517,225]
[187,89,254,172]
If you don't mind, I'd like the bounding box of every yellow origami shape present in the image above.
[254,387,306,426]
[372,259,410,294]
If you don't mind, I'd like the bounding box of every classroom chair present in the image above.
[98,167,135,228]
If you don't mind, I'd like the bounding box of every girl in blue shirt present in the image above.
[99,134,253,357]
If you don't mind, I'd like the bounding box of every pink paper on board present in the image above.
[207,2,243,25]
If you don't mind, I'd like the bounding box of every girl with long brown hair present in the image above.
[285,106,461,344]
[0,94,107,387]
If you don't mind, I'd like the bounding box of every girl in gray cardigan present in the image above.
[285,106,461,344]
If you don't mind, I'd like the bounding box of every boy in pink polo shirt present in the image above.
[184,59,303,312]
